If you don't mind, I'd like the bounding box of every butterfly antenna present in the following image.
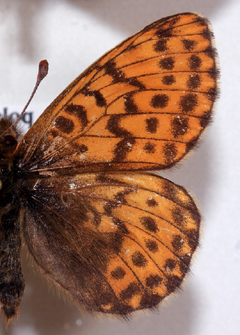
[1,60,49,136]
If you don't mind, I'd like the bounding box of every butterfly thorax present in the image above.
[0,118,25,321]
[0,118,20,205]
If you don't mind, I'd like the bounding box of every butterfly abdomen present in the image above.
[0,184,24,322]
[0,202,24,321]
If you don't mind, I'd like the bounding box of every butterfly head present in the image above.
[0,118,19,159]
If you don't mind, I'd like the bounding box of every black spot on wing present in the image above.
[150,94,169,109]
[104,60,145,89]
[163,143,177,165]
[107,115,133,138]
[111,267,126,280]
[182,39,197,51]
[171,116,189,138]
[159,57,175,70]
[113,138,136,162]
[154,39,168,52]
[162,75,176,86]
[82,87,107,107]
[188,55,202,70]
[131,251,148,268]
[187,74,201,89]
[145,117,159,134]
[179,93,198,113]
[55,116,74,134]
[65,104,89,129]
[124,94,139,114]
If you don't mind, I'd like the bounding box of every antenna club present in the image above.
[0,60,50,138]
[38,60,49,82]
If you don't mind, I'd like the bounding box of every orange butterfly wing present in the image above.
[16,12,218,174]
[14,12,218,317]
[23,172,200,315]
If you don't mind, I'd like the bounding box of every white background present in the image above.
[0,0,239,334]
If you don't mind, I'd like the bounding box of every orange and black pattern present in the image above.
[23,172,201,315]
[18,12,218,174]
[0,12,218,323]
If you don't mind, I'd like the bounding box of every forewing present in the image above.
[22,172,200,314]
[16,12,218,174]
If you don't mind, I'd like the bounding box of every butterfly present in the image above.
[0,12,218,324]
